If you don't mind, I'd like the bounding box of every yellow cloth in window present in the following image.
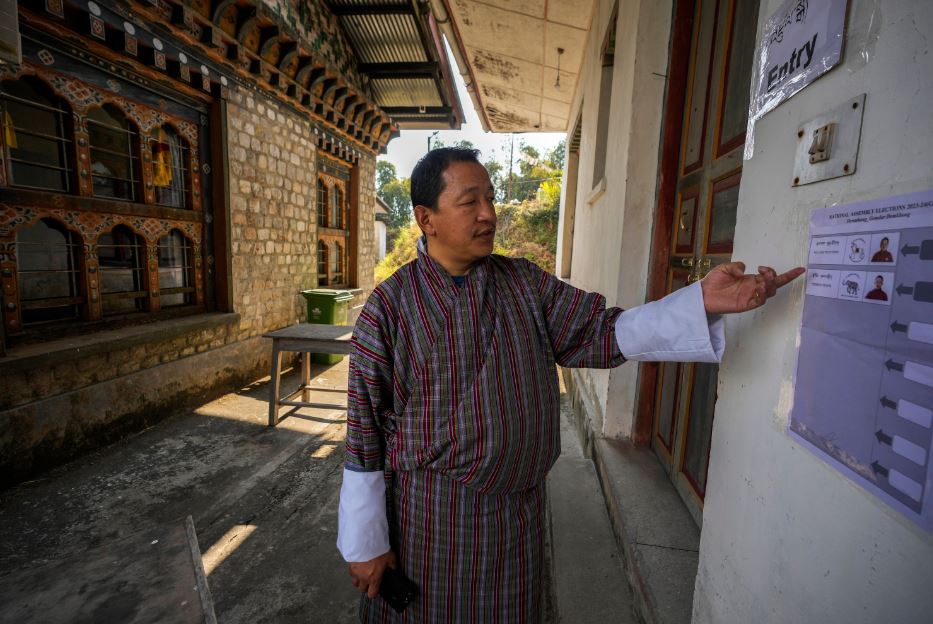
[152,128,173,187]
[3,112,17,149]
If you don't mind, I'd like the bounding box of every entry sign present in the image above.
[753,0,848,117]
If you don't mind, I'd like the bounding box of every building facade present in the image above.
[0,0,460,485]
[437,0,933,621]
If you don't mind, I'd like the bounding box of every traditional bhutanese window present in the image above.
[317,240,327,277]
[158,229,194,307]
[331,241,344,285]
[151,125,190,209]
[316,178,327,227]
[329,185,342,229]
[1,58,216,345]
[98,225,147,316]
[1,77,74,192]
[87,105,141,201]
[15,218,83,325]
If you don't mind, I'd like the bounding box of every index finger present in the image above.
[774,267,806,288]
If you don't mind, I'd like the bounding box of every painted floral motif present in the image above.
[0,204,202,248]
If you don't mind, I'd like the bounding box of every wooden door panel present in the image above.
[675,188,700,254]
[681,0,721,175]
[680,362,719,498]
[705,170,741,255]
[654,361,681,460]
[651,0,759,523]
[715,0,759,156]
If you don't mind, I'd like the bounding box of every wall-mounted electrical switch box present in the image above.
[793,93,865,186]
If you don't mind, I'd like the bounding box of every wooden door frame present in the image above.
[633,0,698,445]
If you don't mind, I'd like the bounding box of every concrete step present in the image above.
[593,438,700,624]
[547,452,637,623]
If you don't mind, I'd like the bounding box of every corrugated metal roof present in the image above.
[329,0,408,6]
[340,13,427,64]
[370,78,442,107]
[325,0,463,129]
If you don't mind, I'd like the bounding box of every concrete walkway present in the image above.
[0,360,634,623]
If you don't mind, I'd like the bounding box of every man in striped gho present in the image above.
[337,147,803,623]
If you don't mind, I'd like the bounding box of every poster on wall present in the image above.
[790,190,933,531]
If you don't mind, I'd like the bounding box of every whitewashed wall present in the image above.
[694,1,933,622]
[557,0,673,438]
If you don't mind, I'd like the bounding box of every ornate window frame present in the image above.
[0,61,212,341]
[315,153,353,288]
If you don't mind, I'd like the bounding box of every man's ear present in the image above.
[413,204,436,236]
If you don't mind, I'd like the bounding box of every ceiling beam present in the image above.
[382,106,453,116]
[359,62,437,79]
[330,4,414,16]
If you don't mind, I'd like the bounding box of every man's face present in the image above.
[880,238,889,251]
[418,160,497,268]
[875,276,884,289]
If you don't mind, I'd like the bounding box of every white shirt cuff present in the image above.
[615,281,725,363]
[336,468,391,562]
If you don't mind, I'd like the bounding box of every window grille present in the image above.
[317,240,327,278]
[158,229,194,307]
[317,178,327,227]
[87,105,141,201]
[16,218,83,324]
[1,77,73,192]
[151,126,191,209]
[98,225,147,315]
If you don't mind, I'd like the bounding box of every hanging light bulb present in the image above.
[555,47,564,89]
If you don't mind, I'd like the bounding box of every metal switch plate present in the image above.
[793,93,865,186]
[808,122,835,163]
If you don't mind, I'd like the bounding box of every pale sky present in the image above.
[379,42,566,180]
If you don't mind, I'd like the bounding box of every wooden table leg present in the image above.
[268,341,283,427]
[301,352,310,403]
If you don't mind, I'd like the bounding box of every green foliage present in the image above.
[499,139,565,205]
[429,137,476,151]
[373,137,564,283]
[376,160,397,190]
[373,198,559,284]
[375,222,422,284]
[493,199,559,273]
[376,159,413,249]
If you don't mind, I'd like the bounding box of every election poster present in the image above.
[791,189,933,531]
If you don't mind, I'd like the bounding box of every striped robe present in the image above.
[346,246,624,623]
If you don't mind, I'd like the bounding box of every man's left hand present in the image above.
[701,262,805,314]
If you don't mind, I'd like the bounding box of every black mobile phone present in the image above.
[379,567,418,613]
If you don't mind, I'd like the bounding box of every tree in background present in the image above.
[375,161,413,249]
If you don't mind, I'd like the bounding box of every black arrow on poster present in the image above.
[890,320,908,334]
[895,282,933,302]
[871,460,889,478]
[900,240,933,259]
[874,429,893,446]
[885,358,904,372]
[879,396,897,410]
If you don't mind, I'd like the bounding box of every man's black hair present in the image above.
[410,147,482,211]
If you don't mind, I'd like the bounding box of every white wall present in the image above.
[694,1,933,622]
[375,220,387,261]
[557,0,672,438]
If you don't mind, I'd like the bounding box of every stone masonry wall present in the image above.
[1,86,380,485]
[355,154,377,295]
[226,86,319,336]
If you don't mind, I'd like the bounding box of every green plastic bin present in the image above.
[301,288,353,364]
